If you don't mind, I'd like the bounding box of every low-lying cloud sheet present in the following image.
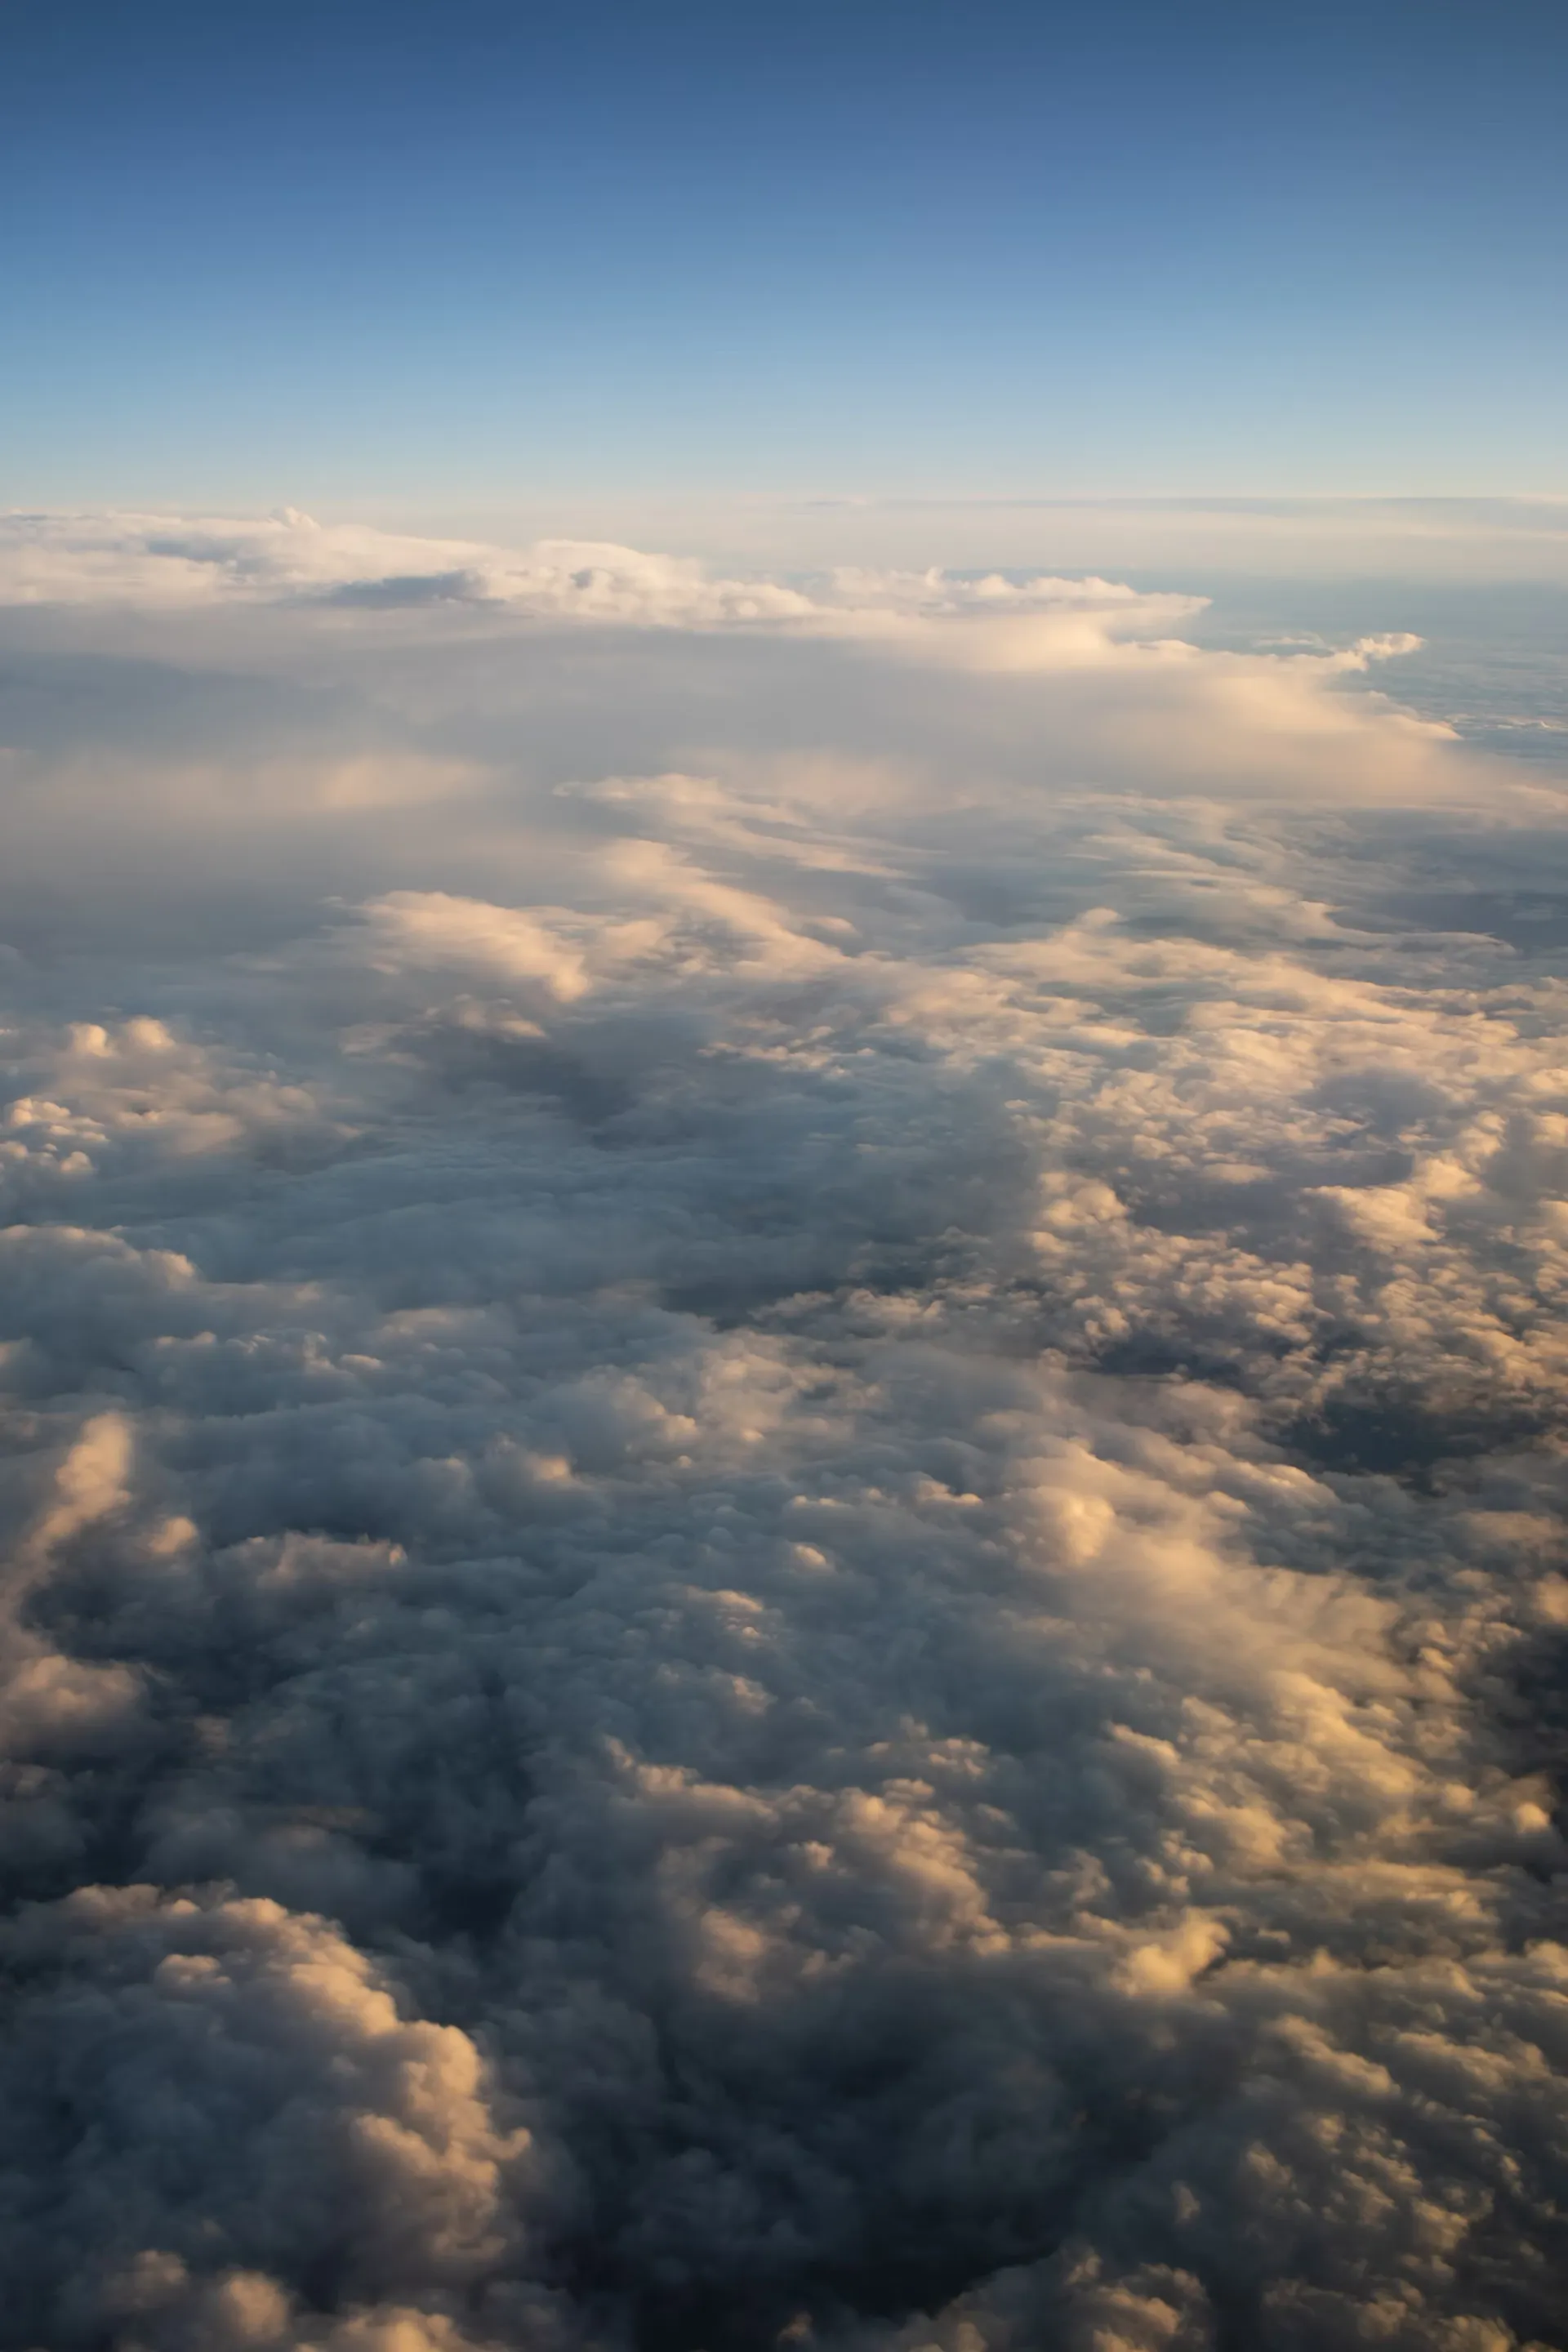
[3,514,1568,2352]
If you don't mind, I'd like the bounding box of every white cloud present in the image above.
[0,510,1200,643]
[0,520,1566,2349]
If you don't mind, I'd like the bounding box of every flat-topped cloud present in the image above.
[0,510,1202,648]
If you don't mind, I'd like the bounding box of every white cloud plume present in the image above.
[0,522,1566,2350]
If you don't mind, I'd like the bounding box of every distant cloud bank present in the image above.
[2,516,1567,2351]
[0,506,1191,617]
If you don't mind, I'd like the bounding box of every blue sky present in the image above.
[2,0,1565,516]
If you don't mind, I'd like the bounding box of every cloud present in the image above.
[1,521,1567,2349]
[0,510,1205,656]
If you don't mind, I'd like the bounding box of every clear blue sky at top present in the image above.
[2,0,1565,509]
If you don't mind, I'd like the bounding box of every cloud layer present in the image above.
[0,509,1205,647]
[2,520,1568,2352]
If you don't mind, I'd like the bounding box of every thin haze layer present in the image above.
[2,519,1568,2352]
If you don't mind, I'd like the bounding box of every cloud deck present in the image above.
[2,520,1567,2352]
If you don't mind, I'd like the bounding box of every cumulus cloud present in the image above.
[2,519,1567,2350]
[0,510,1203,649]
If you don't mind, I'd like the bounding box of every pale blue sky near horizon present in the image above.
[2,0,1566,522]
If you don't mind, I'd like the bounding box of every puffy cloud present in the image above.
[0,509,807,625]
[1,522,1567,2350]
[0,511,1203,653]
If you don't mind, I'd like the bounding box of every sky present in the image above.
[3,0,1567,523]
